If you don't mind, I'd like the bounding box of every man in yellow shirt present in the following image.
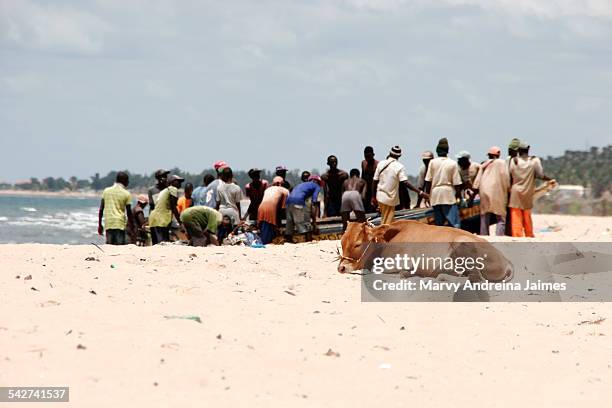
[97,172,135,245]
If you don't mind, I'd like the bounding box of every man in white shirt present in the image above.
[424,138,463,228]
[372,146,428,225]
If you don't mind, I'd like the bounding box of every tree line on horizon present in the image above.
[3,145,611,197]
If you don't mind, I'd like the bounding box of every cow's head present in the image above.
[337,221,394,273]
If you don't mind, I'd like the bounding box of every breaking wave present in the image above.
[21,207,38,212]
[6,209,98,231]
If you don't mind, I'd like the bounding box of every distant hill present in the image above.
[541,145,612,198]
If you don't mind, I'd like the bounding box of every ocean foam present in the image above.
[21,207,38,212]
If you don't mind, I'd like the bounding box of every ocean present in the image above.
[0,195,103,244]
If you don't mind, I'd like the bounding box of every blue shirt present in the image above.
[192,179,221,208]
[286,182,320,206]
[192,185,207,206]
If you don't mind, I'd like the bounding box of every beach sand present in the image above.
[1,214,611,407]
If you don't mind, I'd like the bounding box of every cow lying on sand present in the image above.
[338,220,513,282]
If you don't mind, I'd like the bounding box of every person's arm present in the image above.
[136,211,146,229]
[371,180,379,207]
[97,198,105,235]
[360,180,367,200]
[125,204,136,242]
[170,195,181,224]
[400,180,429,201]
[148,190,155,211]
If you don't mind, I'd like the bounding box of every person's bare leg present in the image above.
[355,211,366,223]
[341,212,350,232]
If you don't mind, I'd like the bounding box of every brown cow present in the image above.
[337,220,513,282]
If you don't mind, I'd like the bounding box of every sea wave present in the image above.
[6,209,99,231]
[21,207,38,212]
[0,216,8,222]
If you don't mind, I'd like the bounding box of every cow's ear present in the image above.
[367,224,390,242]
[381,225,401,242]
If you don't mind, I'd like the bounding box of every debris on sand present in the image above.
[284,290,296,296]
[24,275,32,280]
[578,317,606,325]
[324,348,340,357]
[164,315,202,324]
[30,287,39,291]
[89,290,97,295]
[85,257,99,262]
[76,344,87,350]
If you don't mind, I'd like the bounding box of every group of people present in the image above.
[97,137,554,246]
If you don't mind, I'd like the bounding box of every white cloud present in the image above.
[340,0,612,18]
[0,72,42,94]
[0,0,112,55]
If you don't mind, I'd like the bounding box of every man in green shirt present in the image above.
[98,172,135,245]
[148,174,184,244]
[180,206,222,246]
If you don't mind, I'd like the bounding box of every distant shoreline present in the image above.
[0,189,101,199]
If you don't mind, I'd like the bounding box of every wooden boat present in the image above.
[273,201,482,243]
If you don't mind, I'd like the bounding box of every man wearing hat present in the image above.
[372,146,427,225]
[275,165,291,191]
[148,168,170,211]
[415,150,434,208]
[245,168,269,221]
[132,194,149,245]
[504,138,521,235]
[148,174,184,244]
[424,138,463,228]
[508,142,554,237]
[472,146,509,236]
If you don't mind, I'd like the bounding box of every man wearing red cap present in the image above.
[473,146,509,235]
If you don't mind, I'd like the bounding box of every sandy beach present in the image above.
[1,214,611,407]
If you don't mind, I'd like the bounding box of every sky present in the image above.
[1,0,611,182]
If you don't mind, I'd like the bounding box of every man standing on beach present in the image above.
[508,142,554,237]
[424,138,462,228]
[148,169,169,211]
[257,176,290,244]
[216,167,242,225]
[415,151,434,208]
[505,138,521,235]
[148,174,184,244]
[340,169,367,231]
[177,183,193,214]
[321,155,348,217]
[245,168,268,221]
[373,146,427,225]
[361,146,379,213]
[192,174,215,206]
[98,171,135,245]
[472,146,509,236]
[456,150,481,202]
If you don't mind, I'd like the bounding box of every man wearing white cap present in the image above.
[473,146,509,236]
[424,138,462,228]
[372,146,427,225]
